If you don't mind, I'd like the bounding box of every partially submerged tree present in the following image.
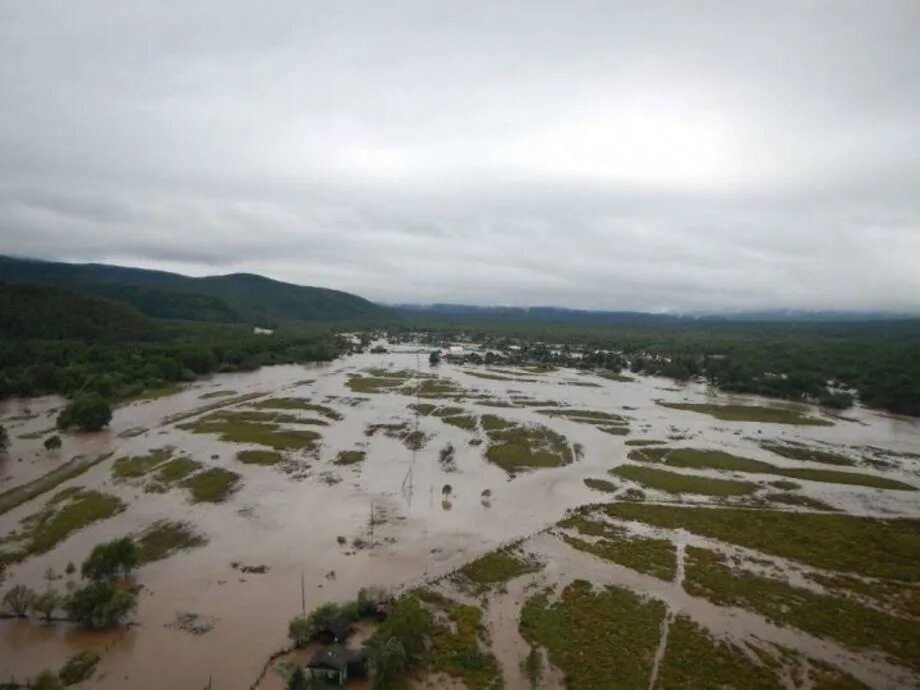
[32,590,61,622]
[81,537,139,582]
[2,584,35,617]
[0,423,9,455]
[43,434,62,453]
[56,394,112,432]
[66,581,137,629]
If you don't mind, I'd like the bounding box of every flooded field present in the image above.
[1,346,918,689]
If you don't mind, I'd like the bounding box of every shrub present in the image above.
[32,671,64,690]
[59,651,100,685]
[43,435,63,453]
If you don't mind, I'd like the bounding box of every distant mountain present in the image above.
[396,303,919,325]
[395,303,685,326]
[0,256,390,324]
[0,283,152,340]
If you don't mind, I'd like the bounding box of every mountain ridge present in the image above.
[0,255,390,325]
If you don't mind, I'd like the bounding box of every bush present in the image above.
[57,394,112,432]
[32,671,64,690]
[66,581,137,628]
[2,584,35,617]
[81,537,139,582]
[43,435,62,453]
[59,651,100,685]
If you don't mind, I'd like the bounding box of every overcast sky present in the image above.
[1,1,919,312]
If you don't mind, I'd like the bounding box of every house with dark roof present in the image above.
[306,645,366,685]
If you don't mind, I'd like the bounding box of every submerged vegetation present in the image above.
[605,504,920,581]
[520,580,666,689]
[657,402,831,426]
[610,464,759,496]
[627,446,916,491]
[483,416,573,474]
[455,548,541,592]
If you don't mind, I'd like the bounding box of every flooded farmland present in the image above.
[1,345,919,689]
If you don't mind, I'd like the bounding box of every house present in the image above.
[306,645,366,686]
[315,616,352,645]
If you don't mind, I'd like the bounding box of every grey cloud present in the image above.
[1,0,919,312]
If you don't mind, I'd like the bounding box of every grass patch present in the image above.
[199,389,238,400]
[442,414,477,431]
[658,402,832,426]
[760,441,855,466]
[584,478,618,493]
[153,457,202,483]
[765,492,838,511]
[426,597,502,690]
[631,447,915,491]
[111,448,172,479]
[0,452,113,517]
[684,546,920,671]
[656,615,782,689]
[346,375,405,393]
[626,439,665,447]
[59,651,101,685]
[484,420,573,475]
[456,549,541,592]
[481,414,513,431]
[604,504,920,581]
[181,468,241,503]
[236,449,283,466]
[137,520,207,563]
[610,465,759,496]
[179,414,320,451]
[250,398,343,421]
[520,580,666,689]
[333,450,366,466]
[16,426,57,440]
[129,383,184,401]
[2,489,124,565]
[560,514,676,580]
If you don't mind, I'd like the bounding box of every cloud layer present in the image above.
[2,1,919,311]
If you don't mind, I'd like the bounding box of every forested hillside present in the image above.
[0,255,389,324]
[0,283,151,340]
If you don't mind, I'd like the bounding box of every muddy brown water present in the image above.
[1,348,919,688]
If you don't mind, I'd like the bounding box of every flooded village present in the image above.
[1,336,918,689]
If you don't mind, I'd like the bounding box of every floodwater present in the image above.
[1,347,918,689]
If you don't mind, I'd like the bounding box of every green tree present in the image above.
[32,590,61,622]
[428,350,441,366]
[81,537,139,582]
[288,614,312,647]
[56,394,112,432]
[287,666,309,690]
[44,434,62,453]
[365,635,408,689]
[65,581,137,628]
[2,584,35,617]
[0,423,9,454]
[32,670,64,690]
[373,596,431,661]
